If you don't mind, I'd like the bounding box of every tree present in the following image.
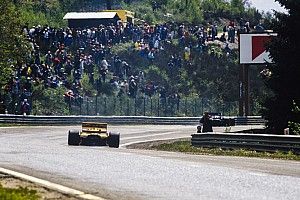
[230,0,245,18]
[0,0,28,87]
[262,0,300,134]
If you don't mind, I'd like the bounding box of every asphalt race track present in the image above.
[0,125,300,200]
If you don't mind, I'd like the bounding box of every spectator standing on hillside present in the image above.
[228,25,235,43]
[184,46,191,61]
[200,112,213,132]
[99,57,109,82]
[21,99,30,116]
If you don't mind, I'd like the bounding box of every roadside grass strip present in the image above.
[0,168,106,200]
[144,140,300,161]
[0,184,39,200]
[0,123,25,127]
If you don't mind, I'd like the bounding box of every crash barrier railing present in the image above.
[235,116,267,125]
[0,115,198,125]
[0,114,266,125]
[191,133,300,154]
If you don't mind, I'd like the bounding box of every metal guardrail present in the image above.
[235,116,267,125]
[0,114,266,125]
[191,133,300,154]
[0,115,198,125]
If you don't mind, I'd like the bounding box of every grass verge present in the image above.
[0,184,39,200]
[134,139,300,161]
[0,123,26,127]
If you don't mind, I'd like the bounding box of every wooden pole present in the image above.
[239,65,244,116]
[244,65,250,116]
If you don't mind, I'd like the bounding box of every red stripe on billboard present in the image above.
[252,36,271,61]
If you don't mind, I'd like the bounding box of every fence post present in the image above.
[113,97,116,115]
[201,98,204,115]
[104,97,107,115]
[164,97,167,117]
[95,96,98,115]
[80,98,82,115]
[194,98,196,116]
[143,97,146,116]
[120,97,123,116]
[68,97,71,115]
[127,99,130,116]
[134,97,137,116]
[150,97,153,116]
[157,98,160,117]
[185,98,187,116]
[86,97,89,115]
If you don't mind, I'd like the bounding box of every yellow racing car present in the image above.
[68,122,120,148]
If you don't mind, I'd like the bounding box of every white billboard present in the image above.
[239,33,277,64]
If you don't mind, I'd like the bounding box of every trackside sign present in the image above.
[239,33,277,64]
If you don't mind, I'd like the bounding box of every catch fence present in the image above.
[68,96,241,117]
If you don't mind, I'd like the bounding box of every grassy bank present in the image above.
[135,140,300,161]
[0,184,39,200]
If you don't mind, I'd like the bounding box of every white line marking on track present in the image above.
[0,167,106,200]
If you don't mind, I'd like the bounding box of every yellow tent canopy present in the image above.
[102,10,134,24]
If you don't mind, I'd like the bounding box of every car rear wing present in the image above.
[82,122,107,133]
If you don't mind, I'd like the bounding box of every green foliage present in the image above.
[31,85,69,115]
[188,44,239,102]
[81,74,97,96]
[144,65,169,86]
[262,0,300,133]
[100,82,117,96]
[200,0,262,25]
[16,1,66,27]
[230,0,245,18]
[0,0,29,87]
[0,184,39,200]
[288,101,300,135]
[201,0,231,19]
[168,0,204,24]
[111,42,134,55]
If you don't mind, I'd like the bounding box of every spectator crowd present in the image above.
[1,17,262,115]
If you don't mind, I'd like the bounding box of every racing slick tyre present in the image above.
[68,130,80,145]
[108,132,120,148]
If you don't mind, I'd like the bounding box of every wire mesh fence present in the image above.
[68,96,240,117]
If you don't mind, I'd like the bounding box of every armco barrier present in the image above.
[0,115,199,125]
[235,116,267,125]
[191,133,300,154]
[0,114,266,125]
